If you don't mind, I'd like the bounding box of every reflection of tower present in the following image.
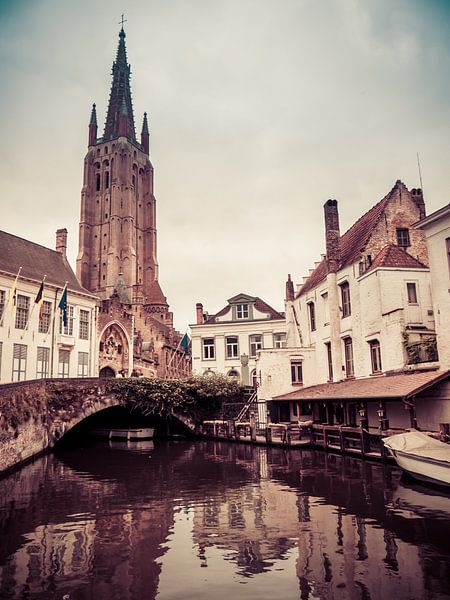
[77,27,161,306]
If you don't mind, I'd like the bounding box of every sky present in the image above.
[1,0,450,332]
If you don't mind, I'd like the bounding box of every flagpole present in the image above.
[23,275,47,332]
[165,329,188,377]
[0,266,22,326]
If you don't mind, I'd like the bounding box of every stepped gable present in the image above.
[0,230,88,294]
[204,297,284,323]
[367,244,428,272]
[299,183,400,296]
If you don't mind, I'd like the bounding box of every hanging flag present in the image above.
[10,266,22,317]
[180,333,190,354]
[58,284,68,327]
[35,278,45,320]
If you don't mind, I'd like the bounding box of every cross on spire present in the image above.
[119,13,127,29]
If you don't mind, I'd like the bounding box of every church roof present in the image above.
[0,230,92,295]
[299,181,405,296]
[366,244,428,272]
[103,27,136,142]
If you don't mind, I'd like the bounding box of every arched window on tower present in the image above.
[132,175,135,187]
[105,171,109,189]
[96,173,101,191]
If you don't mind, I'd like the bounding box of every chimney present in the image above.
[285,274,294,301]
[196,302,204,324]
[56,228,67,257]
[324,199,340,273]
[411,188,426,220]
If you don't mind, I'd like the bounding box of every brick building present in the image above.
[76,27,190,378]
[257,180,450,430]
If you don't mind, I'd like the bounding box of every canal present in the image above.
[1,440,450,600]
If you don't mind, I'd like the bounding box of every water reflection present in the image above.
[0,440,449,599]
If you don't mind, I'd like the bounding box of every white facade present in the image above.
[190,293,286,386]
[0,272,98,383]
[415,204,450,369]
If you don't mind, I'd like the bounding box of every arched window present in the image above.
[227,369,239,379]
[96,173,101,191]
[105,171,109,189]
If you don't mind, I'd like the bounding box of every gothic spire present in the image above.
[88,103,98,146]
[103,27,136,142]
[141,112,149,154]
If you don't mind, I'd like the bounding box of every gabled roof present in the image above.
[146,280,168,305]
[273,370,449,402]
[204,295,284,323]
[299,181,404,296]
[366,244,427,272]
[0,230,91,295]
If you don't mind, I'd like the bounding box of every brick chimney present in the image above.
[56,228,67,258]
[196,302,204,324]
[285,274,294,301]
[324,199,340,273]
[411,188,426,220]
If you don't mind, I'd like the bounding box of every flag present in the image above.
[10,266,22,316]
[180,333,190,354]
[35,279,45,320]
[58,284,68,327]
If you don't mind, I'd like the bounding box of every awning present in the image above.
[272,370,450,402]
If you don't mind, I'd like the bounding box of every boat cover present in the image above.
[383,431,450,464]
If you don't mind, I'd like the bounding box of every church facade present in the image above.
[76,27,190,378]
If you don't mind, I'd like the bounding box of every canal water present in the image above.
[1,440,450,600]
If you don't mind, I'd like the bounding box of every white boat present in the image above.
[91,427,154,440]
[383,431,450,487]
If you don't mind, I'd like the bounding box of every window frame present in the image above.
[12,343,27,381]
[325,341,333,382]
[343,337,354,378]
[396,228,410,248]
[249,334,263,357]
[39,300,52,334]
[36,346,50,378]
[407,282,418,305]
[59,305,74,336]
[78,352,89,377]
[202,338,215,360]
[369,340,382,374]
[274,332,286,349]
[225,336,239,359]
[340,282,351,318]
[15,294,30,330]
[236,304,249,320]
[58,349,71,378]
[290,361,303,384]
[307,301,316,331]
[79,309,90,340]
[0,289,5,324]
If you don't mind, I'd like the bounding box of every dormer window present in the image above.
[396,228,410,248]
[236,304,249,319]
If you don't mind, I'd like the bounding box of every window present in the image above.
[78,352,89,377]
[446,238,450,275]
[226,336,239,359]
[105,171,109,189]
[340,282,351,317]
[249,334,262,357]
[291,361,303,384]
[369,340,382,374]
[322,292,329,325]
[236,304,249,319]
[15,295,29,330]
[59,305,74,335]
[0,290,5,323]
[274,333,286,349]
[227,369,239,379]
[203,338,215,360]
[58,349,70,378]
[79,309,89,340]
[396,228,410,247]
[39,301,52,334]
[343,337,354,378]
[12,344,27,381]
[407,282,418,304]
[308,302,316,331]
[325,342,333,382]
[36,347,50,378]
[96,172,101,191]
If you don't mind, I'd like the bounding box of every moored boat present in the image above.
[91,427,154,440]
[383,431,450,487]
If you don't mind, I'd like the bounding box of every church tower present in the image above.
[77,26,165,308]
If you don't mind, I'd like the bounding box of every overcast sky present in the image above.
[1,0,449,332]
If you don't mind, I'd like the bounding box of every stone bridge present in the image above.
[0,378,194,475]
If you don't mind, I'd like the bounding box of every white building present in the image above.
[415,204,450,369]
[0,229,98,382]
[190,293,286,387]
[257,181,450,430]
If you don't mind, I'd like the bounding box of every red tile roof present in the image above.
[205,296,284,323]
[299,182,403,296]
[0,230,91,295]
[273,370,449,401]
[367,244,427,272]
[146,280,167,305]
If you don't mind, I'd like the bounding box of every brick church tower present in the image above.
[76,27,190,379]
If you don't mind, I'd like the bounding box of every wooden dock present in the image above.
[199,420,395,460]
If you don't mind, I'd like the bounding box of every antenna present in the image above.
[416,152,424,192]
